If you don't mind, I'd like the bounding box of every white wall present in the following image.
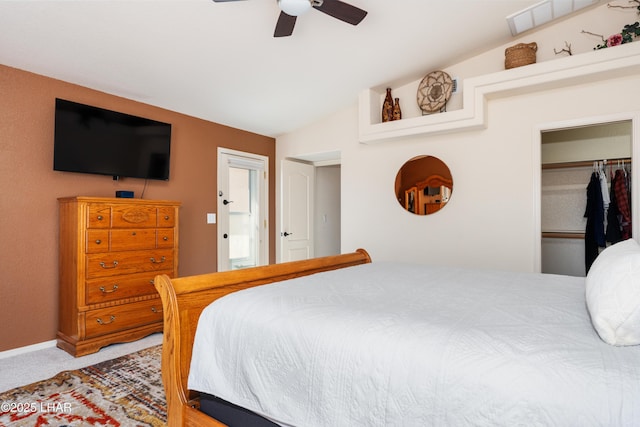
[276,3,640,272]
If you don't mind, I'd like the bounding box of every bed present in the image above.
[154,244,640,426]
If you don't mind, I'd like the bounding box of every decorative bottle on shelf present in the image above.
[382,88,393,122]
[392,98,402,121]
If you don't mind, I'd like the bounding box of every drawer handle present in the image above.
[95,239,102,245]
[96,315,116,325]
[97,215,104,221]
[132,231,137,236]
[149,279,155,285]
[150,256,166,264]
[164,215,170,220]
[99,261,119,269]
[99,284,119,294]
[163,236,169,241]
[151,306,162,313]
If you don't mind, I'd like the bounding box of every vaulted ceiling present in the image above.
[0,0,548,137]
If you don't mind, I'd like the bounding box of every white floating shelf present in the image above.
[359,42,640,144]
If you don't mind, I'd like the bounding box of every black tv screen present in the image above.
[53,99,171,180]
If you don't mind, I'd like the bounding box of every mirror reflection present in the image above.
[395,155,453,215]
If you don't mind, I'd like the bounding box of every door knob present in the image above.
[283,232,293,237]
[223,199,233,205]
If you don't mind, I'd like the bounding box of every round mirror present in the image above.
[395,155,453,215]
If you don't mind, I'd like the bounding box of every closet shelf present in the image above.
[542,184,588,191]
[359,42,640,144]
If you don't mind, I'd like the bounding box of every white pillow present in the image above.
[586,239,640,346]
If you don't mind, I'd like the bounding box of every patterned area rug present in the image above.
[0,345,165,426]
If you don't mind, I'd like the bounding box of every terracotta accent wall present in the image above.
[0,64,275,352]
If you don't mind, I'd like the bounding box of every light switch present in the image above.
[207,213,216,224]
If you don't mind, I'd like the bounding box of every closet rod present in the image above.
[542,231,585,239]
[542,157,631,170]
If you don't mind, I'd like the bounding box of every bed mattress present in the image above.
[188,262,640,426]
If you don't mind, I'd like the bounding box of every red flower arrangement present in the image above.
[607,33,624,47]
[589,1,640,49]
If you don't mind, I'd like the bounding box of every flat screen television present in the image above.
[53,98,172,181]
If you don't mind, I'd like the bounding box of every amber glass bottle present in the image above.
[392,98,402,120]
[382,88,393,122]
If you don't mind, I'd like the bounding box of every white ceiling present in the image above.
[0,0,546,137]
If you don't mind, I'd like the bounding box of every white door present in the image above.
[281,159,315,262]
[218,148,268,271]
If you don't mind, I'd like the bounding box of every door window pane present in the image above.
[228,167,259,270]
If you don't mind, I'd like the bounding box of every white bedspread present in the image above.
[188,262,640,426]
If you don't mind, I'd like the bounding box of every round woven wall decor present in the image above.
[416,71,453,114]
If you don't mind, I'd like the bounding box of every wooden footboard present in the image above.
[154,249,371,426]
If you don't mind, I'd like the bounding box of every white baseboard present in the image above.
[0,340,57,360]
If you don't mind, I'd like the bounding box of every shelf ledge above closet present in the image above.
[359,42,640,144]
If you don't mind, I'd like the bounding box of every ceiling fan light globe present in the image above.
[278,0,312,16]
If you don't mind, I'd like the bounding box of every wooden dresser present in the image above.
[57,196,180,356]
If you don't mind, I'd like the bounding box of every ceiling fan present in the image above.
[212,0,368,38]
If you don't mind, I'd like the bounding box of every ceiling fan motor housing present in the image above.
[278,0,313,16]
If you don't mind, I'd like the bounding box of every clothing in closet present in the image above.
[599,169,610,209]
[584,172,605,272]
[587,163,632,272]
[613,168,632,240]
[606,177,622,244]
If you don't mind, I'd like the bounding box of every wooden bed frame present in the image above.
[153,249,372,426]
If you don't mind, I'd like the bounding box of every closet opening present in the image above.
[540,120,633,277]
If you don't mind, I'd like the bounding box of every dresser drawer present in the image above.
[85,270,171,305]
[112,205,157,228]
[157,228,175,248]
[86,230,110,253]
[87,205,111,229]
[84,299,163,339]
[111,229,158,251]
[86,249,174,279]
[86,229,175,253]
[157,206,176,227]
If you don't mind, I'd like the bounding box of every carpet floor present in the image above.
[0,345,165,426]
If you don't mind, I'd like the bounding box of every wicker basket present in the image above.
[504,42,537,69]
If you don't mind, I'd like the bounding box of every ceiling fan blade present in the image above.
[274,11,297,37]
[313,0,367,25]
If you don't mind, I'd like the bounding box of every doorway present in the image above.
[217,148,268,271]
[280,155,341,263]
[538,119,634,276]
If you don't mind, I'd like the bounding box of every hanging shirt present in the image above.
[584,172,606,273]
[614,168,632,240]
[599,170,610,209]
[606,172,623,244]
